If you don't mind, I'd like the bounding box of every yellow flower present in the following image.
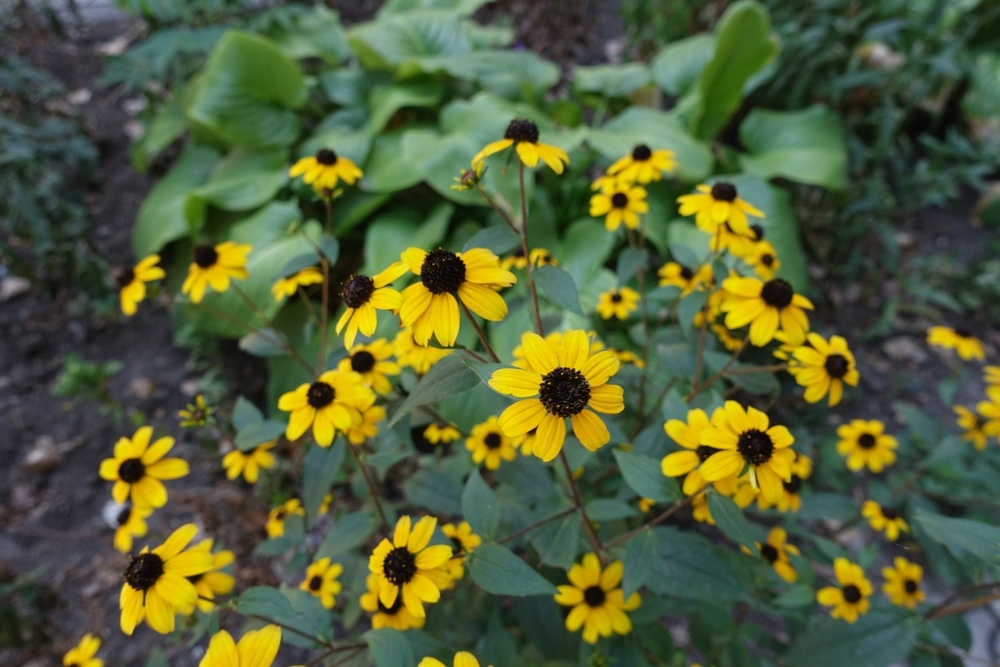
[788,333,859,406]
[677,182,764,236]
[466,416,519,470]
[708,221,759,258]
[500,247,558,271]
[511,330,605,369]
[178,394,214,428]
[99,426,189,509]
[394,329,453,374]
[984,365,1000,387]
[754,527,799,583]
[222,441,277,484]
[368,515,454,618]
[336,265,407,350]
[638,497,656,513]
[954,405,989,450]
[596,287,641,320]
[606,144,676,184]
[927,325,985,361]
[271,267,323,301]
[319,493,333,514]
[835,420,897,473]
[698,401,796,503]
[745,240,781,280]
[713,323,746,352]
[554,553,641,644]
[591,173,622,193]
[116,254,165,316]
[289,148,362,190]
[359,573,426,631]
[441,521,482,581]
[882,557,925,610]
[691,491,715,525]
[612,348,645,369]
[451,161,484,191]
[419,652,491,667]
[266,499,305,538]
[199,625,281,667]
[112,503,152,554]
[63,633,102,667]
[300,557,343,610]
[346,400,385,446]
[278,369,374,446]
[338,339,400,395]
[816,557,872,623]
[977,385,1000,437]
[471,118,569,174]
[181,242,251,304]
[119,523,213,635]
[398,247,516,347]
[423,423,461,445]
[720,276,814,347]
[861,500,909,541]
[188,539,235,612]
[489,330,625,462]
[774,452,811,513]
[661,408,731,496]
[589,184,649,232]
[657,261,712,296]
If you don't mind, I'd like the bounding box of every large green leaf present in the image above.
[691,1,778,139]
[785,607,921,667]
[184,147,288,231]
[468,544,558,596]
[380,0,492,13]
[739,105,848,191]
[650,35,714,96]
[186,31,306,148]
[259,5,351,63]
[403,50,559,100]
[462,469,500,540]
[363,131,426,193]
[574,63,652,98]
[647,527,747,601]
[390,353,481,426]
[913,509,1000,564]
[364,628,414,667]
[348,10,471,69]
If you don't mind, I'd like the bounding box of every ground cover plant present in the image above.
[50,1,1000,665]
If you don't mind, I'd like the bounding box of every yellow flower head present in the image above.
[112,503,152,554]
[882,557,925,610]
[116,254,165,316]
[338,339,400,395]
[359,573,426,631]
[471,118,569,174]
[657,261,712,296]
[199,625,281,667]
[774,452,812,513]
[745,240,781,280]
[720,276,814,347]
[336,264,406,350]
[554,553,641,644]
[691,491,715,525]
[755,527,800,583]
[99,426,189,509]
[511,330,606,369]
[466,416,519,470]
[589,184,649,232]
[271,266,323,301]
[788,333,859,406]
[181,242,251,304]
[661,408,728,496]
[489,330,625,462]
[816,557,873,623]
[368,515,454,618]
[501,247,558,271]
[861,500,909,541]
[977,385,1000,437]
[346,400,385,446]
[927,325,985,361]
[985,365,1000,387]
[278,369,375,446]
[266,498,305,538]
[178,394,214,428]
[441,521,482,581]
[398,247,516,347]
[596,287,641,320]
[394,329,453,375]
[419,652,491,667]
[300,557,344,610]
[423,423,461,445]
[708,221,759,258]
[289,148,363,191]
[188,538,235,612]
[607,144,676,184]
[451,162,484,191]
[119,524,213,635]
[63,633,103,667]
[638,497,656,513]
[222,441,277,484]
[677,182,764,236]
[612,348,646,369]
[954,405,990,450]
[835,420,897,473]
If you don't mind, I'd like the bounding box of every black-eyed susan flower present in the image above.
[471,118,569,174]
[661,408,727,496]
[181,242,251,304]
[882,557,925,610]
[518,427,538,456]
[835,419,897,473]
[63,633,102,667]
[927,325,985,361]
[451,162,484,191]
[289,148,362,191]
[657,261,712,295]
[954,405,990,450]
[713,323,745,353]
[699,401,796,503]
[490,330,625,462]
[554,554,641,645]
[266,499,305,538]
[278,369,374,447]
[754,527,799,583]
[511,330,602,369]
[119,523,213,635]
[775,452,812,513]
[861,500,909,541]
[589,183,649,232]
[346,400,385,446]
[977,386,1000,437]
[612,348,645,369]
[319,493,333,515]
[271,267,323,301]
[222,441,277,484]
[113,503,152,554]
[441,521,482,581]
[394,329,453,374]
[116,254,165,317]
[369,515,453,618]
[423,423,461,445]
[199,625,281,667]
[707,221,758,259]
[816,557,872,623]
[419,652,490,667]
[359,573,427,631]
[178,394,214,428]
[398,247,516,347]
[677,182,764,236]
[500,247,558,271]
[984,365,1000,387]
[300,557,343,610]
[99,426,189,509]
[691,491,715,525]
[638,497,656,513]
[188,539,235,612]
[720,276,814,347]
[745,240,781,280]
[466,416,519,470]
[788,333,859,406]
[336,266,406,350]
[337,339,400,395]
[607,144,676,184]
[596,287,641,320]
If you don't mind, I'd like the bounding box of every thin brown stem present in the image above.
[633,221,651,426]
[475,184,517,232]
[684,339,748,402]
[346,442,390,532]
[518,162,544,335]
[318,257,330,371]
[499,507,577,544]
[559,450,605,565]
[249,615,332,647]
[925,582,1000,619]
[297,287,320,325]
[459,301,500,362]
[305,643,369,667]
[329,648,367,667]
[604,492,698,549]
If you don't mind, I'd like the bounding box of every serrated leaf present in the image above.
[622,527,657,598]
[706,489,755,551]
[462,469,500,539]
[469,543,558,596]
[316,512,378,560]
[613,449,680,502]
[389,353,481,426]
[534,264,583,316]
[303,441,345,522]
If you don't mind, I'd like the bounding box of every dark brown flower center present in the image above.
[450,536,464,557]
[761,253,775,267]
[350,351,376,373]
[316,148,338,165]
[750,224,764,240]
[736,429,775,465]
[760,279,794,309]
[115,267,135,288]
[611,292,623,303]
[680,266,694,280]
[880,506,899,520]
[783,474,802,494]
[309,575,323,591]
[824,354,850,379]
[307,381,335,408]
[124,552,164,591]
[382,547,417,586]
[904,579,918,594]
[420,249,466,295]
[953,326,972,338]
[583,585,606,607]
[503,118,539,144]
[118,458,146,484]
[610,192,629,209]
[117,506,132,526]
[341,274,375,309]
[711,182,737,202]
[858,433,877,449]
[631,144,652,161]
[842,584,862,604]
[760,544,779,563]
[696,445,719,463]
[193,245,218,269]
[539,367,591,418]
[275,508,287,520]
[484,432,503,450]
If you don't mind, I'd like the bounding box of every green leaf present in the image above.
[573,63,652,98]
[235,584,331,647]
[235,420,285,451]
[144,649,170,667]
[796,493,858,521]
[403,468,463,515]
[232,396,264,430]
[348,9,471,68]
[278,253,320,279]
[706,489,755,552]
[262,5,351,63]
[462,469,500,540]
[239,328,287,357]
[468,543,558,596]
[131,90,187,173]
[616,247,649,285]
[703,351,780,395]
[529,510,580,570]
[773,583,815,608]
[316,512,378,559]
[784,607,921,667]
[613,449,680,503]
[186,31,306,148]
[691,1,778,139]
[405,50,559,99]
[362,131,425,193]
[281,586,334,646]
[913,509,1000,563]
[648,526,747,601]
[463,225,521,255]
[534,264,583,316]
[390,353,482,426]
[185,147,288,230]
[650,34,714,96]
[361,203,451,276]
[738,105,847,190]
[585,499,639,521]
[364,628,414,667]
[303,441,345,522]
[622,527,657,598]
